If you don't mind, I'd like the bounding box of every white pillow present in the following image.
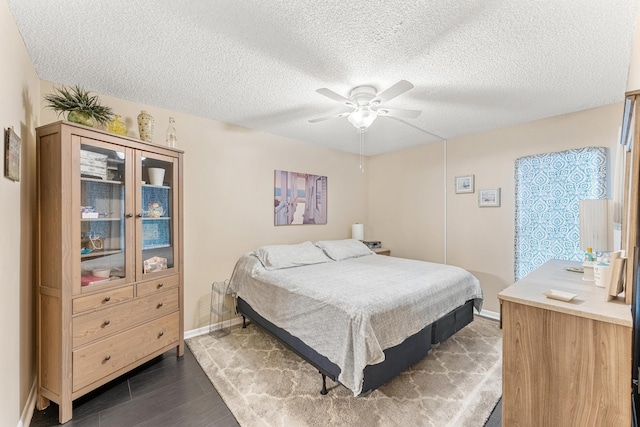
[254,241,331,270]
[315,239,374,261]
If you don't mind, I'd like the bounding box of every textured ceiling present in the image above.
[8,0,639,155]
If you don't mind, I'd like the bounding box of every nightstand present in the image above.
[373,248,390,256]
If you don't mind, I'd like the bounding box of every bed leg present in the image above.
[242,315,247,328]
[320,372,328,395]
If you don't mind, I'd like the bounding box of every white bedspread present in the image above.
[228,253,483,395]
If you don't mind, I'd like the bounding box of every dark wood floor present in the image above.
[31,345,502,426]
[30,348,239,427]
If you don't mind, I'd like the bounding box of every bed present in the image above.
[228,239,483,396]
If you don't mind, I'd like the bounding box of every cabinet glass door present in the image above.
[138,153,177,279]
[79,141,132,291]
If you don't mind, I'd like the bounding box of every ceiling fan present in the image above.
[308,80,421,131]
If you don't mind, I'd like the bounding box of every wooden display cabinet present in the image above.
[36,121,184,423]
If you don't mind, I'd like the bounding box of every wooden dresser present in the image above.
[36,121,184,423]
[498,259,632,426]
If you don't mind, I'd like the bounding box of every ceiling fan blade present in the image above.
[308,111,351,123]
[375,108,421,119]
[371,80,414,105]
[316,88,355,106]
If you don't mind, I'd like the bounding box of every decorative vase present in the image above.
[166,117,177,148]
[68,110,94,127]
[137,111,154,142]
[108,115,127,135]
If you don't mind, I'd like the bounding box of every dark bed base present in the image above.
[236,297,475,396]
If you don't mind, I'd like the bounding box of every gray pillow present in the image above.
[315,239,374,261]
[254,241,332,270]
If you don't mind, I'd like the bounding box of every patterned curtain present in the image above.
[514,147,608,280]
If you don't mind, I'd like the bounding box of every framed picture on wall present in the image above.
[274,170,327,225]
[479,188,501,207]
[455,175,474,193]
[4,127,20,182]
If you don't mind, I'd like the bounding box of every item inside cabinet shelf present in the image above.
[80,275,111,287]
[81,249,121,259]
[144,256,167,273]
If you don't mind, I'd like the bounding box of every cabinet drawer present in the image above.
[73,288,179,348]
[73,312,179,392]
[137,275,179,297]
[73,286,134,314]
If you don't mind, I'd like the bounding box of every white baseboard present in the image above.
[18,377,37,427]
[478,309,500,321]
[184,317,245,339]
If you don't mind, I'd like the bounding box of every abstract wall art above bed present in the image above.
[274,169,327,225]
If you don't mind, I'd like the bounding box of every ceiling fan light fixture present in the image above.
[348,106,377,130]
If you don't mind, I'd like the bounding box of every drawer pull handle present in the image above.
[158,331,164,337]
[104,296,111,302]
[157,302,164,308]
[104,355,111,361]
[157,283,164,288]
[103,320,111,326]
[126,213,134,218]
[136,212,143,218]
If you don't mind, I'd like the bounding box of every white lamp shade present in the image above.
[579,199,614,252]
[351,223,364,241]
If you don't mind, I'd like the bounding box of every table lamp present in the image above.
[351,223,364,241]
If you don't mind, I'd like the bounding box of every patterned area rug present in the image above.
[187,316,502,427]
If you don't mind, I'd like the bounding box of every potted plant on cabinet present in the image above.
[44,85,114,128]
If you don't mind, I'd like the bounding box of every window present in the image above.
[514,147,608,280]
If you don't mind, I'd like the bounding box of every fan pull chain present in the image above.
[359,131,365,173]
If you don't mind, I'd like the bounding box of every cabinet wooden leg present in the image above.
[177,341,184,357]
[59,400,72,424]
[36,394,49,411]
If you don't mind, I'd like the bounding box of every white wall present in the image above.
[0,1,40,426]
[368,142,445,262]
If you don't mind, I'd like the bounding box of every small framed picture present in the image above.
[479,188,501,207]
[4,127,20,182]
[455,175,474,194]
[607,252,626,301]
